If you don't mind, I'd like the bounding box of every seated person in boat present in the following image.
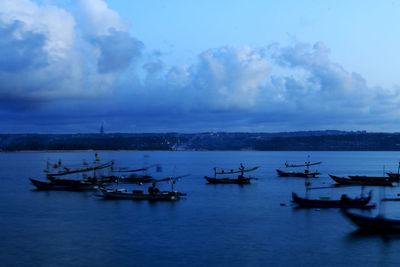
[340,194,350,201]
[148,183,160,195]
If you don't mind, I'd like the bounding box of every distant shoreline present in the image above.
[1,131,400,151]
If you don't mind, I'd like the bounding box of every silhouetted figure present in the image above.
[341,194,350,201]
[148,182,160,195]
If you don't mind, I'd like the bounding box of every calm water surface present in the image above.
[1,151,400,266]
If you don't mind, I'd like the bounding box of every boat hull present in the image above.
[276,169,319,178]
[291,192,372,208]
[30,178,98,191]
[342,210,400,233]
[99,189,185,201]
[204,176,252,184]
[329,175,393,186]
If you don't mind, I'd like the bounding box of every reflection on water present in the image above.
[2,151,400,266]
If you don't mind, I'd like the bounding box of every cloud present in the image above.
[1,0,400,132]
[0,0,142,111]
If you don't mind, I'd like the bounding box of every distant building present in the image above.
[100,123,104,135]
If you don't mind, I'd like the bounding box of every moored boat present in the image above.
[30,178,98,191]
[277,156,321,178]
[342,209,400,233]
[99,188,186,200]
[98,176,187,201]
[276,169,319,178]
[291,192,373,208]
[329,175,393,186]
[204,164,258,184]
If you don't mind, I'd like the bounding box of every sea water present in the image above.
[1,151,400,266]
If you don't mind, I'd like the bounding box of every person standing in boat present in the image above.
[238,163,245,181]
[148,182,160,195]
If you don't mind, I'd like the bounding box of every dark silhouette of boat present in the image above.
[349,175,399,183]
[98,176,187,201]
[329,175,393,186]
[342,209,400,233]
[204,164,258,184]
[276,169,320,178]
[291,191,373,208]
[99,188,186,201]
[386,173,400,181]
[32,154,114,190]
[277,156,321,178]
[30,178,99,191]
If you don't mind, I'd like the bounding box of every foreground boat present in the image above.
[30,178,98,191]
[342,209,400,233]
[292,192,373,208]
[204,164,258,184]
[329,175,393,186]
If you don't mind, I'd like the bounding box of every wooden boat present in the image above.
[98,176,187,201]
[104,164,162,183]
[46,160,114,177]
[47,176,113,185]
[102,174,156,184]
[99,188,186,201]
[329,175,393,186]
[277,157,321,178]
[292,191,373,208]
[342,209,400,233]
[204,164,258,184]
[204,176,252,184]
[30,178,98,191]
[276,169,319,178]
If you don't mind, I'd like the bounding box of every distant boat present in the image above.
[32,154,114,190]
[103,165,160,184]
[342,209,400,233]
[204,164,258,184]
[329,175,393,186]
[277,156,321,178]
[291,192,373,208]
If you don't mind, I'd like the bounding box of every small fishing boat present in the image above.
[103,164,162,183]
[99,188,186,201]
[329,175,393,186]
[292,191,373,208]
[276,156,321,178]
[204,164,258,184]
[98,176,187,201]
[342,209,400,233]
[276,169,320,178]
[30,178,98,191]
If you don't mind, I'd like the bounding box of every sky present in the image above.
[1,0,400,133]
